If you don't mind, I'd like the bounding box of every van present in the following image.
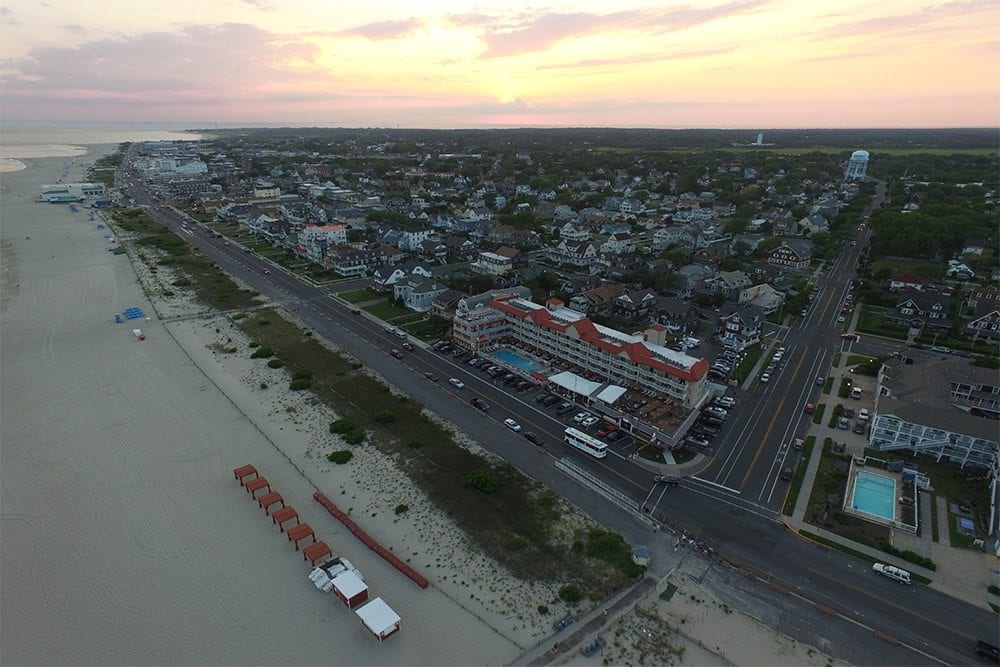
[872,562,911,584]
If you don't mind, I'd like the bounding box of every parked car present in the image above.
[504,418,522,432]
[704,406,728,418]
[573,412,591,423]
[781,468,793,481]
[686,436,711,448]
[536,392,554,404]
[470,397,490,411]
[760,372,771,383]
[858,408,870,422]
[448,378,465,389]
[468,357,481,366]
[804,402,815,414]
[597,424,617,437]
[816,376,825,386]
[542,394,561,407]
[502,374,518,385]
[581,416,600,428]
[606,430,627,443]
[843,407,855,419]
[838,417,850,430]
[713,396,736,408]
[853,421,866,434]
[555,403,576,415]
[516,381,533,392]
[793,438,804,450]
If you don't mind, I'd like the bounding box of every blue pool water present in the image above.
[493,348,541,373]
[852,470,896,520]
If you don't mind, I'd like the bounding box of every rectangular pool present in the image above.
[492,348,541,373]
[852,470,896,521]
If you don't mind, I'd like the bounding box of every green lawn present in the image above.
[364,300,412,321]
[871,258,947,281]
[823,377,834,394]
[856,305,908,340]
[812,403,826,424]
[930,493,940,542]
[339,288,383,304]
[782,436,815,515]
[734,343,762,383]
[845,354,878,366]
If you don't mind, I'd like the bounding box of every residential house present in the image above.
[397,228,435,251]
[371,261,433,292]
[431,289,467,319]
[559,222,591,241]
[442,236,479,262]
[967,286,1000,310]
[718,305,765,351]
[676,264,715,299]
[653,297,697,333]
[706,271,752,297]
[323,247,386,278]
[614,288,659,321]
[888,272,927,292]
[798,214,830,235]
[394,277,449,312]
[600,233,636,255]
[568,283,626,314]
[946,260,976,280]
[548,240,598,270]
[738,283,785,315]
[470,250,513,276]
[884,290,953,333]
[416,238,449,264]
[967,300,1000,340]
[296,224,347,264]
[768,240,813,270]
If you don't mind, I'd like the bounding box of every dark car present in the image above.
[976,639,1000,663]
[470,397,490,411]
[542,394,561,407]
[424,372,439,382]
[781,468,793,481]
[536,392,553,404]
[853,421,866,434]
[524,432,542,446]
[654,475,680,486]
[555,402,576,416]
[606,430,627,443]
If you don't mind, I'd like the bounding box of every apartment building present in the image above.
[452,295,708,408]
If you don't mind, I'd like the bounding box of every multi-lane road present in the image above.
[118,159,996,664]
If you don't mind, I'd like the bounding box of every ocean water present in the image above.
[0,121,206,172]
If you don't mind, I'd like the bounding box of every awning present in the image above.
[595,385,627,405]
[547,371,601,397]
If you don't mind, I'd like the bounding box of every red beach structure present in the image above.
[233,464,258,485]
[287,523,315,550]
[303,541,332,566]
[271,506,299,531]
[258,491,284,514]
[245,477,270,498]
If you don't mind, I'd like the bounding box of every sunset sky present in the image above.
[1,0,997,128]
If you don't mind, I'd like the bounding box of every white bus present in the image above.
[563,427,608,458]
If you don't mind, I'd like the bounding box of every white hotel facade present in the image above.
[452,295,708,408]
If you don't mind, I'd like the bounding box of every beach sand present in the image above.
[0,151,517,665]
[1,148,851,667]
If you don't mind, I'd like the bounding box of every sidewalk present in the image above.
[785,310,996,611]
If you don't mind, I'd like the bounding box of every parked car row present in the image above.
[760,346,788,384]
[686,396,734,447]
[709,349,744,382]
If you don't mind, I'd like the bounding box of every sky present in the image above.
[1,0,998,128]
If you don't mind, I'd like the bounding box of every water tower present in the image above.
[845,150,869,181]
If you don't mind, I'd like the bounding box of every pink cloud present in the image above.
[478,1,768,59]
[335,18,422,40]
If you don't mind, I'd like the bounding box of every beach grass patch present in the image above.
[465,468,500,494]
[266,358,284,368]
[330,418,356,434]
[289,378,312,391]
[327,450,353,464]
[250,346,273,358]
[343,431,365,445]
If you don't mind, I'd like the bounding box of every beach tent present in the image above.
[355,598,401,642]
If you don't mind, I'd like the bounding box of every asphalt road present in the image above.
[117,156,997,665]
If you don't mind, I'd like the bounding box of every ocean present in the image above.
[0,121,207,173]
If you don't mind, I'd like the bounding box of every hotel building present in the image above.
[452,295,708,408]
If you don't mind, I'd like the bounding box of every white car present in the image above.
[581,416,600,428]
[448,378,465,389]
[573,412,590,423]
[504,418,522,432]
[713,396,736,408]
[858,408,870,422]
[760,373,771,383]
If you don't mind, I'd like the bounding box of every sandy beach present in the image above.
[1,147,852,667]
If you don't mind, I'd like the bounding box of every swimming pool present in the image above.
[852,470,896,521]
[492,348,541,373]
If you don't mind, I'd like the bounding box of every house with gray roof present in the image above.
[884,289,953,333]
[768,239,813,270]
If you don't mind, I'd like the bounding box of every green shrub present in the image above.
[173,277,192,287]
[289,378,312,391]
[465,468,500,494]
[373,410,396,424]
[879,543,936,571]
[259,382,268,390]
[162,290,175,297]
[559,585,582,605]
[266,358,285,368]
[292,368,312,381]
[248,340,260,348]
[330,419,356,434]
[406,439,425,449]
[394,504,409,515]
[250,346,274,359]
[327,450,353,464]
[537,604,550,615]
[989,584,999,596]
[343,431,365,445]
